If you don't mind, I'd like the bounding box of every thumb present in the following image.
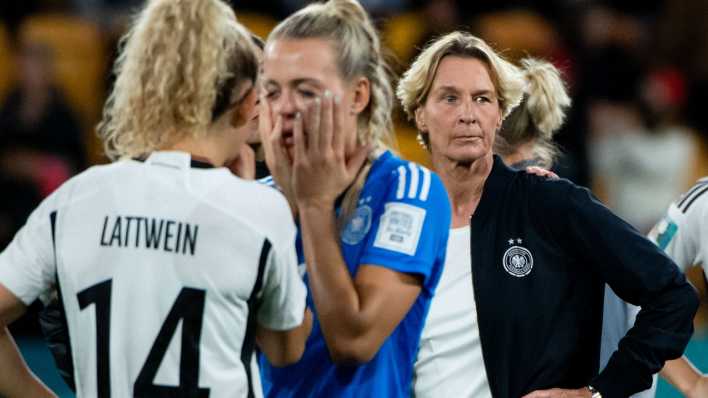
[346,143,371,177]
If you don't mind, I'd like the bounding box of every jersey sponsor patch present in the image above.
[373,202,425,255]
[648,216,679,250]
[342,205,373,245]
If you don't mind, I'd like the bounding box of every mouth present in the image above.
[452,135,482,143]
[281,129,294,146]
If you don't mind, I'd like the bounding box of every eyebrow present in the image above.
[434,85,496,97]
[264,78,324,88]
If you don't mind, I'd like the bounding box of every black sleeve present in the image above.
[557,183,699,397]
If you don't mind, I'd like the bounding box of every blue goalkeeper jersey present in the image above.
[259,150,450,397]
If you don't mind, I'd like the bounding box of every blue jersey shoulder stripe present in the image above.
[394,162,433,202]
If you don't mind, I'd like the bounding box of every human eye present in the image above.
[297,88,317,99]
[264,88,279,100]
[475,96,491,104]
[443,94,458,103]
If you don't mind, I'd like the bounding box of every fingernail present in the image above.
[296,112,302,119]
[324,90,332,99]
[334,95,341,104]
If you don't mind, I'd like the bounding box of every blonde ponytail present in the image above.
[496,57,570,167]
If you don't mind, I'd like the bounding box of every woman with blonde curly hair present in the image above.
[398,32,697,398]
[0,0,312,396]
[257,0,451,396]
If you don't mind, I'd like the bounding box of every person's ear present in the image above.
[231,86,257,128]
[350,77,371,115]
[414,107,427,132]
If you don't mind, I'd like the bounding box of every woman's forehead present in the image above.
[263,38,339,82]
[431,56,496,93]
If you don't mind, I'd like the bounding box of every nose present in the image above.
[271,89,297,118]
[458,98,476,125]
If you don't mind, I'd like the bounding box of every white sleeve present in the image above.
[0,198,58,305]
[648,189,704,272]
[256,228,306,331]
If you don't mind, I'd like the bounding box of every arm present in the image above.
[649,182,708,396]
[257,308,312,367]
[563,184,699,396]
[0,283,56,398]
[661,356,708,398]
[298,205,423,363]
[290,93,446,363]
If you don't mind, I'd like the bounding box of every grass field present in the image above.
[17,331,708,397]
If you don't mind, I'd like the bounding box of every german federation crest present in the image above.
[503,238,533,277]
[342,205,373,245]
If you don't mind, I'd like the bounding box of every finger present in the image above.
[258,98,273,143]
[293,112,307,163]
[320,90,334,152]
[306,97,321,154]
[332,94,345,156]
[272,115,293,164]
[346,142,370,178]
[521,390,547,398]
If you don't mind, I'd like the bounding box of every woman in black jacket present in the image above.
[397,31,699,398]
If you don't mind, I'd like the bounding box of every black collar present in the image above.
[474,155,517,219]
[133,156,216,169]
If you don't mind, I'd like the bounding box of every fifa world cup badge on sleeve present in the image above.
[373,202,425,255]
[502,238,534,277]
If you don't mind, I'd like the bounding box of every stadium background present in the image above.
[1,0,707,396]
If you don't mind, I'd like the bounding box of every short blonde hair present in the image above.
[98,0,258,160]
[495,58,571,167]
[397,31,525,122]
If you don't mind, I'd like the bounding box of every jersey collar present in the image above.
[143,151,216,169]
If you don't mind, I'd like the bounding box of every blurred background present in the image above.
[1,0,707,397]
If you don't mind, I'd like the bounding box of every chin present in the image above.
[447,147,489,163]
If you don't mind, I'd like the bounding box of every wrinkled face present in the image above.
[416,56,502,164]
[262,38,361,158]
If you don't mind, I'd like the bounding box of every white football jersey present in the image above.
[648,177,708,275]
[0,151,306,398]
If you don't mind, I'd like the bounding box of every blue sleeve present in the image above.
[358,164,450,293]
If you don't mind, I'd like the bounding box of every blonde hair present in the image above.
[396,31,525,149]
[495,58,571,168]
[269,0,395,226]
[98,0,258,160]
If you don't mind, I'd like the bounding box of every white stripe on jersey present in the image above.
[408,162,420,199]
[420,167,432,202]
[396,166,407,199]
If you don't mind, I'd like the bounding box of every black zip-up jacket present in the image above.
[470,156,699,398]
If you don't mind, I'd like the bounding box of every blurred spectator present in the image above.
[588,58,695,233]
[0,40,85,249]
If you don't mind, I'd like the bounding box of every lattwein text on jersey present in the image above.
[99,216,198,255]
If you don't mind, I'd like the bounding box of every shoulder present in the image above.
[33,162,124,215]
[673,178,708,219]
[205,175,296,248]
[369,152,449,209]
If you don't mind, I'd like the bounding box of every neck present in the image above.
[432,151,494,228]
[502,140,536,168]
[163,129,235,167]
